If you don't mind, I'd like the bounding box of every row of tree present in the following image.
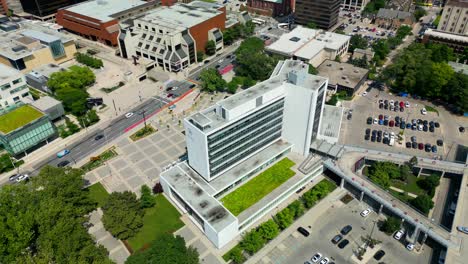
[382,43,468,113]
[223,21,256,46]
[47,65,96,116]
[75,52,104,69]
[225,180,336,264]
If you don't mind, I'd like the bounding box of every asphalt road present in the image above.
[31,97,167,172]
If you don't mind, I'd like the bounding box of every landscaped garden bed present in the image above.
[81,147,118,172]
[129,125,157,141]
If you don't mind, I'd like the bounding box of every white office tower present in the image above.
[160,60,328,248]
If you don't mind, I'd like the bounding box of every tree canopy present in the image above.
[349,35,368,53]
[0,166,112,263]
[223,21,255,45]
[235,37,279,81]
[205,40,216,56]
[102,191,144,240]
[125,234,198,264]
[199,68,226,92]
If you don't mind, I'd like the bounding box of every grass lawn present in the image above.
[87,182,109,208]
[127,194,184,252]
[389,189,412,203]
[391,174,425,196]
[221,158,296,216]
[424,105,438,114]
[0,105,44,134]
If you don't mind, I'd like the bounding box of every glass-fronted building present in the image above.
[0,105,57,156]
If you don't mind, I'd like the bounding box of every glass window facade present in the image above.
[49,40,65,58]
[0,117,56,155]
[207,99,285,176]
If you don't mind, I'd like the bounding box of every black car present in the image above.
[406,142,411,148]
[365,134,370,140]
[57,160,70,168]
[383,137,389,144]
[297,227,310,237]
[384,120,389,126]
[459,127,465,133]
[377,130,382,137]
[437,139,444,146]
[400,121,405,129]
[374,250,385,261]
[384,99,388,105]
[372,130,377,136]
[418,119,423,124]
[371,136,376,142]
[384,104,389,110]
[434,122,440,128]
[411,136,417,142]
[377,136,382,142]
[425,143,432,152]
[395,116,400,122]
[340,225,352,235]
[432,145,438,153]
[412,142,418,149]
[379,103,383,109]
[429,126,434,132]
[367,117,373,124]
[365,128,371,135]
[337,239,349,249]
[94,134,104,141]
[423,120,428,126]
[423,125,428,132]
[331,234,343,244]
[347,114,352,120]
[429,121,434,127]
[400,107,404,112]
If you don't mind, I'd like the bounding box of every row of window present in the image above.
[0,78,23,91]
[8,124,55,154]
[207,99,285,142]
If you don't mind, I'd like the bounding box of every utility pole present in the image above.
[112,99,117,116]
[140,110,147,129]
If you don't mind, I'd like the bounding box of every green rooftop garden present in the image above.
[221,158,296,216]
[0,105,43,134]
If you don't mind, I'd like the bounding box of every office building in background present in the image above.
[18,0,86,21]
[437,0,468,35]
[294,0,341,29]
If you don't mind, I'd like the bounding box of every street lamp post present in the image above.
[140,110,147,129]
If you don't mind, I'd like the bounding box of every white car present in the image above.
[16,174,29,183]
[405,101,410,108]
[320,257,330,264]
[362,91,368,96]
[311,253,322,263]
[406,243,415,251]
[360,208,372,217]
[389,100,394,106]
[394,230,405,240]
[418,124,423,131]
[457,226,468,234]
[373,118,378,124]
[421,108,427,115]
[125,112,134,118]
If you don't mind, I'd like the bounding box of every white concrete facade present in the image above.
[0,64,32,111]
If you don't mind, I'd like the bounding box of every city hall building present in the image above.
[160,60,328,248]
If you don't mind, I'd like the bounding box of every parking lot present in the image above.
[339,87,458,159]
[262,197,431,264]
[337,10,396,44]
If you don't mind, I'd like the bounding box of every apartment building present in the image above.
[246,0,293,17]
[119,1,225,72]
[161,60,328,248]
[0,63,32,111]
[375,8,414,29]
[0,20,76,72]
[57,0,160,46]
[438,0,468,35]
[294,0,341,29]
[19,0,86,21]
[341,0,369,12]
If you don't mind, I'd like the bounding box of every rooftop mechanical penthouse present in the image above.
[160,60,329,248]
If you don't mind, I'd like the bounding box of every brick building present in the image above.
[375,8,414,29]
[56,0,160,47]
[119,1,225,72]
[246,0,293,17]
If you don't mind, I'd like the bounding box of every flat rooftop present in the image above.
[161,162,237,232]
[64,0,149,22]
[0,63,21,80]
[424,29,468,43]
[188,60,327,134]
[266,26,350,59]
[319,105,343,140]
[317,60,368,89]
[0,105,44,135]
[31,96,61,110]
[136,1,222,31]
[28,64,66,79]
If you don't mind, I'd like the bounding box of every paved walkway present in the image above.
[88,209,130,264]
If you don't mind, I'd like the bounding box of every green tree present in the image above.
[275,207,294,229]
[196,51,204,62]
[257,220,279,241]
[0,166,111,263]
[126,234,198,264]
[381,216,401,234]
[410,195,434,214]
[302,189,319,208]
[199,68,226,92]
[372,39,390,62]
[240,230,265,255]
[306,22,318,29]
[287,200,305,219]
[102,191,144,240]
[75,52,104,68]
[205,40,216,56]
[235,37,278,81]
[368,168,391,188]
[227,246,245,264]
[65,118,80,134]
[308,64,318,74]
[227,81,238,94]
[417,175,440,192]
[349,35,368,52]
[414,8,427,21]
[426,62,454,97]
[140,185,156,208]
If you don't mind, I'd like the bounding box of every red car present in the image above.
[389,120,394,127]
[379,114,383,120]
[418,143,424,150]
[399,101,404,108]
[167,93,173,98]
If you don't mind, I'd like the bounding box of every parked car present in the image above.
[406,243,415,251]
[367,117,372,124]
[418,143,424,150]
[405,101,410,108]
[365,134,370,140]
[320,257,330,264]
[57,160,70,168]
[298,227,310,237]
[406,142,411,148]
[360,208,372,217]
[341,225,352,235]
[125,112,134,118]
[311,253,322,263]
[365,128,371,135]
[374,250,386,261]
[394,230,405,240]
[412,142,418,149]
[437,139,444,146]
[432,145,438,153]
[425,143,432,152]
[457,226,468,234]
[331,234,343,244]
[389,120,394,127]
[411,136,417,142]
[337,239,349,249]
[421,108,427,115]
[435,122,440,128]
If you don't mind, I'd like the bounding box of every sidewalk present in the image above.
[245,188,347,264]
